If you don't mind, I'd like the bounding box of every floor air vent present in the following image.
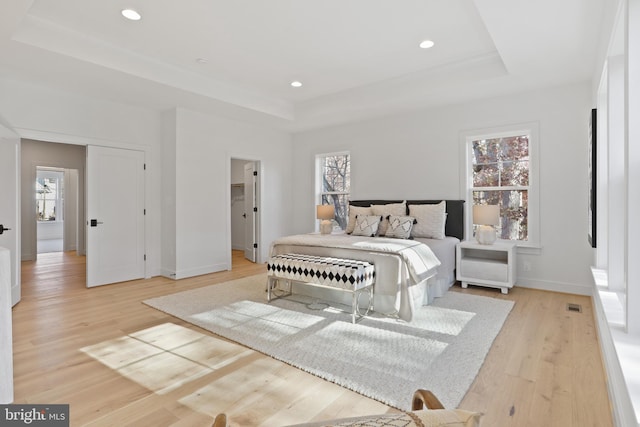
[567,303,582,313]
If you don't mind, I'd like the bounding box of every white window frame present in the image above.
[460,122,540,251]
[316,151,350,231]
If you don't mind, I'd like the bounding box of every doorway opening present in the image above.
[21,139,86,263]
[36,167,80,254]
[230,158,261,266]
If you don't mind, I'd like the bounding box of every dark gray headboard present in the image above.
[349,199,465,241]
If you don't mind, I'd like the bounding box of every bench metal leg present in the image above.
[352,291,357,324]
[352,286,374,324]
[268,275,374,324]
[267,276,292,302]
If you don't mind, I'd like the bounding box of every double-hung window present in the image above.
[461,123,539,247]
[316,152,350,231]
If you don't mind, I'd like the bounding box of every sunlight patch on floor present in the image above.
[190,300,325,343]
[80,322,253,395]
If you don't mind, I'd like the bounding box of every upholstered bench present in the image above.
[266,253,375,323]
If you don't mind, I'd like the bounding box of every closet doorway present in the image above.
[230,158,261,264]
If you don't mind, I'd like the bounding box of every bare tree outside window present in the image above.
[318,153,350,230]
[472,135,529,241]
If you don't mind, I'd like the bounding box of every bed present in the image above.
[269,199,465,322]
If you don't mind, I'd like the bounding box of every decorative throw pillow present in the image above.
[409,201,447,239]
[385,215,416,239]
[346,205,373,234]
[371,202,407,236]
[351,215,382,237]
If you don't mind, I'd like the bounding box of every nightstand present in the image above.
[456,240,517,294]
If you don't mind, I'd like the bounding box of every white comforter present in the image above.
[269,233,441,321]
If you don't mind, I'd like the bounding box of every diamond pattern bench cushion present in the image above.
[267,253,375,291]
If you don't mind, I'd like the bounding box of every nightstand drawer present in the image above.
[459,258,508,282]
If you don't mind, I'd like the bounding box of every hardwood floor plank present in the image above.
[12,250,613,426]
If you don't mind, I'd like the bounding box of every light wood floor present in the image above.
[13,251,613,426]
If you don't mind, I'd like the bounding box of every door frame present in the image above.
[33,165,79,256]
[227,155,262,268]
[15,129,154,283]
[0,122,20,307]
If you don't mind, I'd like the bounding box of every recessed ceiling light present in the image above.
[419,40,435,49]
[290,81,303,88]
[121,9,142,21]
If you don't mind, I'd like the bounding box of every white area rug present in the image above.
[143,274,513,410]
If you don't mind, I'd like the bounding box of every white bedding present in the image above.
[414,236,460,301]
[269,233,445,321]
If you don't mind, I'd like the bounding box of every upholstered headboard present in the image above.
[349,199,465,241]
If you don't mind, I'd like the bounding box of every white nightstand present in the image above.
[456,240,517,294]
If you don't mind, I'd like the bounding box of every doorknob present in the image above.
[0,224,11,235]
[90,219,104,227]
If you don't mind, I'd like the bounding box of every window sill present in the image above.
[592,267,640,424]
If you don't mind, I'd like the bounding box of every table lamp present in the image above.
[473,205,500,245]
[317,204,335,235]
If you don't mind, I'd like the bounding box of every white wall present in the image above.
[160,111,177,277]
[2,79,294,280]
[36,222,63,241]
[161,107,292,279]
[292,82,593,295]
[0,79,164,276]
[231,158,248,184]
[64,168,79,251]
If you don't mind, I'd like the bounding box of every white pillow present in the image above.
[351,215,382,237]
[385,215,415,239]
[346,205,373,234]
[371,202,407,236]
[409,201,447,239]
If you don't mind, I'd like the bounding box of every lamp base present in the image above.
[476,225,497,245]
[320,220,333,235]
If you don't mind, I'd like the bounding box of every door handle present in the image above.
[0,224,11,235]
[90,219,104,227]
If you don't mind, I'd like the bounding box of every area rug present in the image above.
[143,274,514,410]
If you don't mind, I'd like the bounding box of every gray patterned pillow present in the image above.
[346,205,373,234]
[371,202,407,236]
[385,215,416,239]
[409,201,447,239]
[351,215,382,237]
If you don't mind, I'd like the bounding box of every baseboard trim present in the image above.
[21,252,35,262]
[160,269,177,280]
[515,277,592,296]
[161,262,229,280]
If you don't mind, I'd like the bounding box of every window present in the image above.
[462,124,539,247]
[317,152,350,230]
[36,169,64,222]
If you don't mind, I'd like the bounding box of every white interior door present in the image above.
[244,162,257,262]
[87,146,145,287]
[0,126,20,307]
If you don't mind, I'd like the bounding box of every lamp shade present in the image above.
[316,204,335,220]
[473,205,499,226]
